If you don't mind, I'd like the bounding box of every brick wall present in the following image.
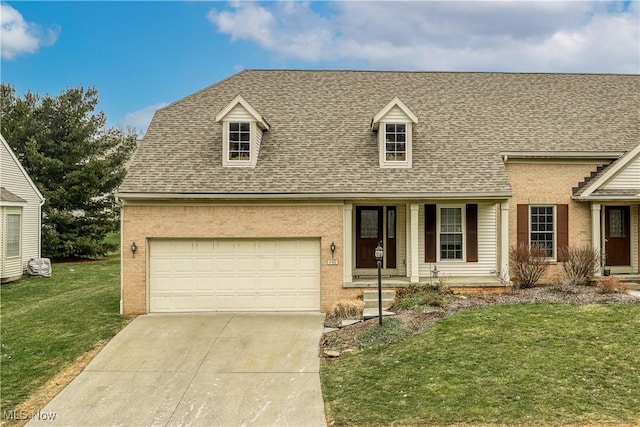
[121,203,349,315]
[506,162,602,283]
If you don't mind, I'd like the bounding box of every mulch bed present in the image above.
[320,285,640,353]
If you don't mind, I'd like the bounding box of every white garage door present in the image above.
[149,239,321,312]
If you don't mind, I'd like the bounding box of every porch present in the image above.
[342,201,511,291]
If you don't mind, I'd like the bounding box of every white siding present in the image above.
[226,104,254,122]
[255,123,262,162]
[418,203,498,277]
[382,105,412,122]
[603,152,640,189]
[0,137,43,278]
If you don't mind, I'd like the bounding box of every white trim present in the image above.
[410,203,420,282]
[215,95,270,130]
[500,201,510,280]
[529,204,557,261]
[379,121,413,168]
[591,203,601,275]
[437,204,465,262]
[371,96,418,130]
[578,143,640,198]
[343,203,353,283]
[222,121,256,167]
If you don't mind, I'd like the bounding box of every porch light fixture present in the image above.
[131,241,137,257]
[330,241,336,258]
[375,241,384,326]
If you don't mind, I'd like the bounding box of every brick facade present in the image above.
[506,162,602,282]
[121,203,348,315]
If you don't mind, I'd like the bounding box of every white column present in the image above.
[410,203,420,283]
[591,203,601,275]
[500,201,510,281]
[343,203,353,283]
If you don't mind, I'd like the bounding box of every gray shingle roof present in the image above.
[119,71,640,197]
[0,187,26,203]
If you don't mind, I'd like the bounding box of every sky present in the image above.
[1,1,639,135]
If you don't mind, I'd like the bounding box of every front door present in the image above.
[356,206,383,268]
[605,206,631,266]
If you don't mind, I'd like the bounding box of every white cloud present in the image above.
[122,102,169,135]
[0,3,59,60]
[207,1,640,73]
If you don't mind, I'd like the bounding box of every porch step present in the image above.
[363,309,396,320]
[363,289,396,310]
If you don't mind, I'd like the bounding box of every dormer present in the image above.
[215,95,270,167]
[371,96,418,168]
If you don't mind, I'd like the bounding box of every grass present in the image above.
[0,256,128,413]
[321,303,640,426]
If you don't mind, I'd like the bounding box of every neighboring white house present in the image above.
[0,133,45,283]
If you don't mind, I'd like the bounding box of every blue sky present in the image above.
[2,1,639,135]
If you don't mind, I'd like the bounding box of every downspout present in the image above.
[117,196,124,315]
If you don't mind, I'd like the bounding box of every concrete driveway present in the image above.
[28,313,327,427]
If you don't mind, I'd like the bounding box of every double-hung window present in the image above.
[6,213,21,257]
[439,207,463,260]
[530,205,555,258]
[384,123,406,162]
[228,122,251,161]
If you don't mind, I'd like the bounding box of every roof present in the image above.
[574,142,640,198]
[0,187,26,203]
[119,70,640,198]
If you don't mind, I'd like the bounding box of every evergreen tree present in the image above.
[1,83,137,258]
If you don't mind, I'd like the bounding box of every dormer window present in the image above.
[384,123,407,161]
[371,97,418,168]
[216,95,270,168]
[229,122,251,161]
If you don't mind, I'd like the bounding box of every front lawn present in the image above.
[321,303,640,426]
[0,256,128,414]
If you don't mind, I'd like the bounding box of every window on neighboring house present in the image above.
[439,207,463,260]
[384,123,406,161]
[228,122,251,161]
[530,205,555,258]
[6,214,21,257]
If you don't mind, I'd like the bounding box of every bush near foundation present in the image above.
[596,276,628,294]
[509,243,549,289]
[559,245,600,286]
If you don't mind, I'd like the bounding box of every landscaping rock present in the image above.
[323,350,340,358]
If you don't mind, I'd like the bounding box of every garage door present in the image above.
[149,239,321,312]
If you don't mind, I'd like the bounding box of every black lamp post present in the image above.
[375,241,384,326]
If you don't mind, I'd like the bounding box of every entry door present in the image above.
[605,206,631,266]
[356,206,383,268]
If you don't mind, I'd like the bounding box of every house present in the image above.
[0,133,45,283]
[117,71,639,315]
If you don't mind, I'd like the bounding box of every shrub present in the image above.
[596,276,628,294]
[355,317,411,348]
[559,245,599,286]
[435,276,451,294]
[509,243,550,289]
[329,299,364,319]
[392,285,448,311]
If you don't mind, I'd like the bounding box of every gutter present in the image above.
[116,191,514,202]
[500,151,623,162]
